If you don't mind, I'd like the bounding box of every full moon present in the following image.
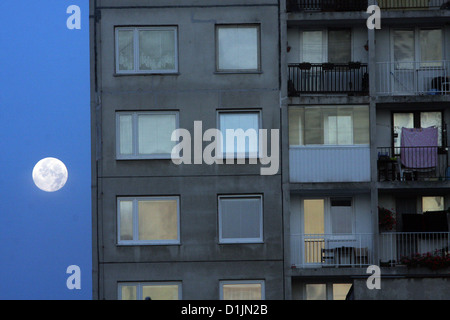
[32,157,68,192]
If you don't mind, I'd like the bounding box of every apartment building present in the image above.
[90,0,450,300]
[285,0,450,300]
[89,0,284,300]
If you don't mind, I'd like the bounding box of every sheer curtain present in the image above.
[138,114,176,155]
[222,283,262,300]
[139,30,175,71]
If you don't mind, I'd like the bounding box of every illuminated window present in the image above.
[119,282,181,300]
[118,196,180,245]
[220,281,264,300]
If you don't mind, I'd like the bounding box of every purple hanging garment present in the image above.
[400,127,438,168]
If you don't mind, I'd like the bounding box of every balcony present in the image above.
[291,233,375,268]
[287,0,368,12]
[377,146,449,182]
[376,61,450,96]
[380,232,449,267]
[288,63,369,96]
[377,0,450,10]
[290,232,450,268]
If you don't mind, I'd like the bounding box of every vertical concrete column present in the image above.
[367,0,380,266]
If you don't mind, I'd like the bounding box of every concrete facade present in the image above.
[90,0,284,300]
[91,0,450,300]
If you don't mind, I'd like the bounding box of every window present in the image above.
[289,105,369,146]
[116,27,178,74]
[303,198,354,235]
[301,29,351,63]
[218,195,263,243]
[218,111,260,158]
[305,283,352,300]
[328,29,351,63]
[116,111,178,159]
[393,111,442,148]
[393,28,443,68]
[118,197,180,245]
[216,25,260,72]
[330,198,353,234]
[119,282,181,300]
[220,280,264,300]
[422,196,444,212]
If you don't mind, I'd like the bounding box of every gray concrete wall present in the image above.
[354,276,450,300]
[92,1,284,300]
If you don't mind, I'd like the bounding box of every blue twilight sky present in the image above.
[0,1,91,299]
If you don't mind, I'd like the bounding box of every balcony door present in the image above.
[391,28,443,95]
[303,198,354,265]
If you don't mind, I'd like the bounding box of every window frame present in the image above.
[391,110,443,149]
[116,110,179,160]
[215,24,262,73]
[118,282,182,300]
[219,280,265,300]
[117,196,181,245]
[300,28,353,63]
[288,105,370,147]
[115,26,179,74]
[218,194,264,244]
[390,27,444,68]
[217,109,262,159]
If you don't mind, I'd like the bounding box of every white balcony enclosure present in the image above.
[376,61,450,96]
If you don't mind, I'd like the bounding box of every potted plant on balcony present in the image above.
[378,206,396,231]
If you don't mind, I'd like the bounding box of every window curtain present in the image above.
[222,284,262,300]
[118,30,134,71]
[218,27,258,70]
[139,30,175,71]
[138,114,176,155]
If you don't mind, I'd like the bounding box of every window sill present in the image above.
[214,71,263,75]
[113,72,180,77]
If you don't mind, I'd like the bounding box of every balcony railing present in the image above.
[291,232,450,268]
[291,233,375,267]
[379,232,449,267]
[287,0,368,12]
[377,0,450,10]
[377,146,449,182]
[376,61,450,96]
[288,63,369,96]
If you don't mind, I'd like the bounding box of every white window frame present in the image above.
[390,27,444,67]
[116,111,179,160]
[216,24,261,73]
[115,26,178,74]
[218,195,264,244]
[219,280,265,300]
[288,105,369,147]
[217,110,262,159]
[118,282,182,300]
[300,29,353,63]
[117,196,180,245]
[301,197,355,237]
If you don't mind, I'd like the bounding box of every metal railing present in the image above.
[291,233,375,267]
[377,146,448,181]
[376,61,450,96]
[288,63,369,95]
[377,0,450,10]
[287,0,368,12]
[379,232,449,266]
[291,232,449,268]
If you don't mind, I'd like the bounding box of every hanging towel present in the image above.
[400,127,438,168]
